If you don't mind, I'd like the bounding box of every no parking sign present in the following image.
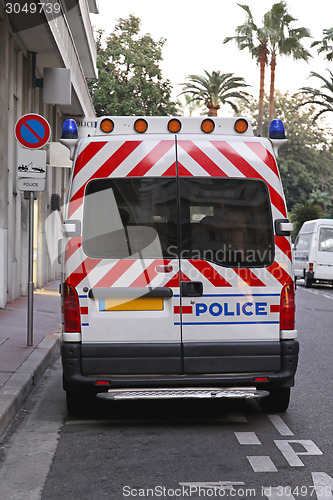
[15,113,51,149]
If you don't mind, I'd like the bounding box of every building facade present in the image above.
[0,0,98,307]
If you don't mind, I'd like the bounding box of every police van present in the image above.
[59,116,298,414]
[294,218,333,287]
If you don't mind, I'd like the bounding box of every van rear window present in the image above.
[319,227,333,252]
[82,177,274,267]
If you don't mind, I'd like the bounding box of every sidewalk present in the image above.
[0,280,62,437]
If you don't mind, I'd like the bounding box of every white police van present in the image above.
[294,218,333,287]
[60,116,298,414]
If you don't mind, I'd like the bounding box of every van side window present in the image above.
[319,227,333,252]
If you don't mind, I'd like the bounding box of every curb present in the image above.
[0,334,61,439]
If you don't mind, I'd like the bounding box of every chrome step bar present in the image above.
[97,387,269,401]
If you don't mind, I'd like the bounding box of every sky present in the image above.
[90,0,333,114]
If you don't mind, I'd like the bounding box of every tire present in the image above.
[259,387,290,413]
[66,390,96,417]
[304,275,313,288]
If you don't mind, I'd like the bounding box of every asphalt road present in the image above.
[1,281,333,500]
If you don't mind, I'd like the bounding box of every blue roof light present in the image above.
[61,119,78,139]
[269,119,286,139]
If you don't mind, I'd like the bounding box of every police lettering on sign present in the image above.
[17,178,46,192]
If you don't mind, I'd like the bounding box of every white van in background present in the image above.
[294,219,333,287]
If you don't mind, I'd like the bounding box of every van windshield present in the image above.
[82,177,274,267]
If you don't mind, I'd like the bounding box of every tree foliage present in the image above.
[290,203,322,237]
[311,27,333,61]
[87,16,179,116]
[224,2,311,132]
[297,70,333,121]
[180,71,251,116]
[238,92,333,211]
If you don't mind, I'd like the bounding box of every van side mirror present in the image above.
[275,219,293,237]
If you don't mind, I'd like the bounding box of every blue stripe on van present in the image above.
[175,320,279,326]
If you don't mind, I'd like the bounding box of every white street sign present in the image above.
[17,149,46,179]
[17,178,46,192]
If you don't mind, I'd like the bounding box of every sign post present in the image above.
[15,114,50,346]
[27,191,34,346]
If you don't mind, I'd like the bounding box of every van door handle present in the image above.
[181,281,203,297]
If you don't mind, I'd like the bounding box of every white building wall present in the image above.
[0,2,97,307]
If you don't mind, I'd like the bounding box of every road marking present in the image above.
[274,439,323,467]
[180,481,245,491]
[235,432,261,445]
[247,456,277,472]
[312,472,333,498]
[263,487,296,499]
[302,288,333,300]
[268,415,294,436]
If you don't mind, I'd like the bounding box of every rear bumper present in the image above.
[61,340,299,392]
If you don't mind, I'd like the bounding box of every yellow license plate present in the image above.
[100,297,163,311]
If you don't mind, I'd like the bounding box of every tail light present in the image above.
[280,282,295,330]
[63,283,81,333]
[309,263,314,272]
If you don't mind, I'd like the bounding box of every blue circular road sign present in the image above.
[15,114,51,149]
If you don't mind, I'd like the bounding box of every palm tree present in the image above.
[263,2,311,123]
[180,71,250,117]
[297,70,333,121]
[181,94,205,116]
[309,188,332,214]
[224,4,269,136]
[290,203,322,238]
[311,27,333,61]
[224,2,311,132]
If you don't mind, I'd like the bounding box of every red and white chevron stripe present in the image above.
[65,137,292,291]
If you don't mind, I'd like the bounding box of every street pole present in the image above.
[27,190,34,346]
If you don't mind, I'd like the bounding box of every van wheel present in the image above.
[66,390,95,416]
[259,388,290,413]
[304,275,313,288]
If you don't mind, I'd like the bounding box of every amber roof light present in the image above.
[134,119,148,133]
[168,119,182,133]
[100,119,114,133]
[234,118,248,133]
[201,119,215,133]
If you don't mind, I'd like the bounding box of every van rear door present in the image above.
[176,138,288,374]
[317,224,333,279]
[67,138,183,374]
